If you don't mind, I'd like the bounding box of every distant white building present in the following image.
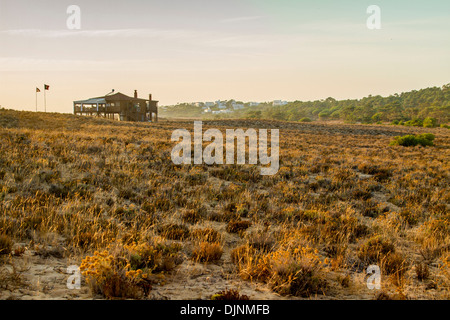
[215,100,227,108]
[273,100,288,106]
[248,102,260,107]
[212,110,232,114]
[204,102,214,107]
[232,103,244,110]
[217,100,227,109]
[203,107,212,113]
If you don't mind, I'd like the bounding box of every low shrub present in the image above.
[231,245,256,265]
[75,232,97,249]
[246,232,275,253]
[358,236,408,277]
[358,236,395,264]
[211,288,249,300]
[181,209,203,224]
[80,241,182,299]
[382,251,408,276]
[304,212,369,244]
[404,119,423,127]
[192,242,223,262]
[226,220,252,234]
[399,209,420,226]
[126,242,182,273]
[158,224,190,240]
[415,262,430,281]
[231,240,327,297]
[80,250,151,299]
[191,228,221,243]
[357,164,392,181]
[390,133,435,147]
[0,234,13,255]
[423,117,437,128]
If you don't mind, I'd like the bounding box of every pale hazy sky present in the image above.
[0,0,449,113]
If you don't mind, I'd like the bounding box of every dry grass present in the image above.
[0,109,449,299]
[226,220,252,234]
[191,242,223,263]
[191,228,221,243]
[0,234,13,256]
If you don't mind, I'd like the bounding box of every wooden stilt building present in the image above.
[73,90,158,122]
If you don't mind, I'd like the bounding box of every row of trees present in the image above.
[242,84,450,125]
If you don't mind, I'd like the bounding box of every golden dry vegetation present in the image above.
[0,109,449,300]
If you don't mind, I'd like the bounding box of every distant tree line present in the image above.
[160,103,204,118]
[160,84,450,126]
[244,84,450,126]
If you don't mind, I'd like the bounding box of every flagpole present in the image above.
[36,90,38,112]
[44,88,46,113]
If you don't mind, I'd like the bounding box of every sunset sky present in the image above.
[0,0,449,113]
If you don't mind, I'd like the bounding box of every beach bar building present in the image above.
[73,90,158,122]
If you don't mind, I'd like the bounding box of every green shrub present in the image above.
[371,113,382,122]
[440,124,450,129]
[299,117,312,122]
[423,117,437,128]
[318,111,330,119]
[417,133,435,144]
[390,133,435,147]
[404,119,423,127]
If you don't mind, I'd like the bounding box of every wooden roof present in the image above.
[105,92,146,102]
[74,92,158,104]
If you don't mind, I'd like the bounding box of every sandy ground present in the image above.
[1,201,442,300]
[0,245,285,300]
[0,226,384,301]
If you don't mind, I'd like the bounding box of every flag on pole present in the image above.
[35,87,41,112]
[43,84,49,112]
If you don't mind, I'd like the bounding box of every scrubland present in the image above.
[0,109,448,300]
